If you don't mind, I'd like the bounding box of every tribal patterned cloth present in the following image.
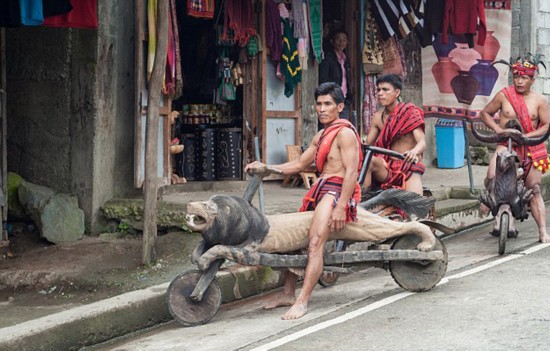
[374,102,425,152]
[501,86,550,174]
[373,102,425,190]
[299,176,361,223]
[376,158,426,190]
[282,18,301,97]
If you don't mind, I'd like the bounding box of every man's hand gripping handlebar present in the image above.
[244,161,284,178]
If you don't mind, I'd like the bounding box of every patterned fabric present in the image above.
[362,75,379,135]
[299,176,361,223]
[421,0,511,119]
[371,0,423,41]
[511,60,537,77]
[374,102,425,152]
[315,119,363,173]
[187,0,214,19]
[362,2,384,74]
[377,159,426,190]
[282,18,301,97]
[501,86,550,174]
[307,0,323,63]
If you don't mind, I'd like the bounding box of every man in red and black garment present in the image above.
[245,82,362,320]
[480,58,550,243]
[363,74,427,197]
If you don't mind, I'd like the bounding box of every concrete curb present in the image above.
[0,266,284,351]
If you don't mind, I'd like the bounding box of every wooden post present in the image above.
[143,0,168,264]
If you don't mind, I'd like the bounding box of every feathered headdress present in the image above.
[493,53,546,77]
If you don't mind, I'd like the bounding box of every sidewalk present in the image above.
[1,164,546,350]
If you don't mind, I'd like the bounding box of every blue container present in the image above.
[435,119,465,168]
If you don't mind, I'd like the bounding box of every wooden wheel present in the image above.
[318,240,343,287]
[389,235,448,292]
[167,270,222,327]
[498,212,509,255]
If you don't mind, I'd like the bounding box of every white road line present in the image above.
[250,243,550,351]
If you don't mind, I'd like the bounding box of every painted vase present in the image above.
[432,33,467,58]
[473,31,501,61]
[449,43,482,71]
[432,57,460,94]
[451,71,480,104]
[470,59,499,96]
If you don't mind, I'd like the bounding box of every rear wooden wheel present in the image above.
[389,235,448,292]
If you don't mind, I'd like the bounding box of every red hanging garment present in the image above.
[43,0,98,29]
[441,0,486,45]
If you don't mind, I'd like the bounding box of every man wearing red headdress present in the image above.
[245,82,362,320]
[480,58,550,243]
[363,74,427,197]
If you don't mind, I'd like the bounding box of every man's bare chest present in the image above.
[500,99,539,127]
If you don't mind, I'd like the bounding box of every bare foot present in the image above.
[539,233,550,243]
[263,293,295,310]
[281,302,308,320]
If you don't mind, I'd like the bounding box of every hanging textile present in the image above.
[362,75,378,135]
[290,0,307,39]
[43,0,98,29]
[187,0,215,19]
[371,0,422,41]
[362,2,383,75]
[223,0,256,47]
[442,0,487,45]
[307,0,322,63]
[265,0,282,63]
[422,1,511,120]
[281,18,301,97]
[20,0,43,25]
[381,36,405,78]
[169,0,183,98]
[146,0,157,83]
[164,0,176,96]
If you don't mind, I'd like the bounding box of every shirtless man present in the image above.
[479,58,550,243]
[245,82,362,320]
[363,74,426,195]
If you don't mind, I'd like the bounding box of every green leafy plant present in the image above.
[118,222,129,234]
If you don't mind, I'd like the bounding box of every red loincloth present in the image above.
[373,102,425,189]
[299,176,361,223]
[502,86,550,174]
[377,159,426,190]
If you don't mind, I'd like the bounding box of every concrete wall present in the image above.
[533,0,550,96]
[6,28,75,193]
[6,1,136,232]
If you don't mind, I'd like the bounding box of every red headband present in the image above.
[512,61,537,77]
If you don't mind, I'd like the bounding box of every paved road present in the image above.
[87,209,550,351]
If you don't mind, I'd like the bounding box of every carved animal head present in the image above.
[186,195,270,246]
[495,150,517,176]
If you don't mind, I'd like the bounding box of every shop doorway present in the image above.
[321,0,361,129]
